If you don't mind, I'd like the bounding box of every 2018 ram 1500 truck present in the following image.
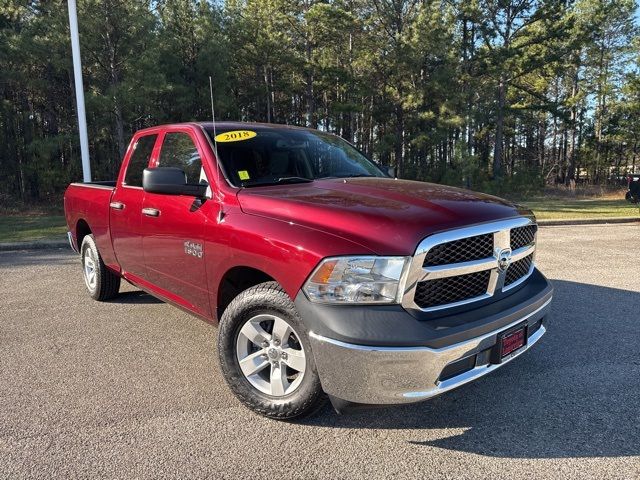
[64,122,553,419]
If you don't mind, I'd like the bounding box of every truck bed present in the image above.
[64,181,117,268]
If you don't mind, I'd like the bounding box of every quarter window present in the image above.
[159,132,206,184]
[124,134,157,187]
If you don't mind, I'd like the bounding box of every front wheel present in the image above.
[80,234,121,301]
[217,282,326,419]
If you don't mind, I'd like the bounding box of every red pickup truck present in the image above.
[64,122,553,418]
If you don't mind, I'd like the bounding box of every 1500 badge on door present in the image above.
[184,241,203,258]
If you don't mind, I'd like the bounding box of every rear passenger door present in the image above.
[110,133,158,280]
[140,129,212,317]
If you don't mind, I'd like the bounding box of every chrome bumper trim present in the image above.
[309,297,551,405]
[406,323,545,399]
[67,231,79,254]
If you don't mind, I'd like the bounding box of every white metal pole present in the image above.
[67,0,91,182]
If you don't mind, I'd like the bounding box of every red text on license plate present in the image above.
[501,328,526,357]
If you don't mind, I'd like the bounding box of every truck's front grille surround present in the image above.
[401,218,537,313]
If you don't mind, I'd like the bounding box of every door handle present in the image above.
[109,201,125,210]
[142,207,160,217]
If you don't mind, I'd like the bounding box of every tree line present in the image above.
[1,0,639,202]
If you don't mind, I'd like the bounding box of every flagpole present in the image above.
[67,0,91,182]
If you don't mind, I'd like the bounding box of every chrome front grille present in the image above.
[423,234,494,267]
[510,225,537,250]
[505,254,533,287]
[414,270,491,309]
[402,218,537,312]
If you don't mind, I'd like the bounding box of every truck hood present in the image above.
[236,178,529,255]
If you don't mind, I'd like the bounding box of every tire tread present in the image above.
[81,234,121,301]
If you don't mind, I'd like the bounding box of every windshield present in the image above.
[204,127,386,187]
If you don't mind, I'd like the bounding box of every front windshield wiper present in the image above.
[320,174,377,179]
[276,176,314,183]
[242,176,314,188]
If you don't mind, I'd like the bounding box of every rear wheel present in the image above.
[218,282,326,419]
[80,234,120,301]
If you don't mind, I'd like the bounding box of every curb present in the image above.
[0,239,69,252]
[537,217,640,226]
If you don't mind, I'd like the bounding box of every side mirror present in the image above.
[142,167,208,197]
[384,166,396,178]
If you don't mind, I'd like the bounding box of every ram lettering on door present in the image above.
[184,241,203,259]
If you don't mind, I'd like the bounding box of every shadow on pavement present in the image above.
[304,279,640,459]
[112,290,164,305]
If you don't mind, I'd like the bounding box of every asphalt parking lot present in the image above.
[1,224,639,479]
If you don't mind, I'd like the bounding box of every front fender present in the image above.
[204,208,376,319]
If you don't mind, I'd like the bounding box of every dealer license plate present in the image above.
[497,323,527,361]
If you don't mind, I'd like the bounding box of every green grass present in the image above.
[0,215,67,243]
[522,198,639,221]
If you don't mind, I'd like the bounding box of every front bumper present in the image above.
[297,269,552,405]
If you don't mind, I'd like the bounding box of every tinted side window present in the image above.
[124,135,157,186]
[159,132,205,184]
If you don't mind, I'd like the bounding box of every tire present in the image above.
[80,234,121,301]
[218,281,326,419]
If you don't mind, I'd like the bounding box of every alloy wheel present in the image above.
[235,314,306,396]
[83,248,97,291]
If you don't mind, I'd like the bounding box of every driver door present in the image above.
[140,128,214,318]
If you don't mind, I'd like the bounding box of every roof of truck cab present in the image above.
[198,121,315,132]
[135,121,316,135]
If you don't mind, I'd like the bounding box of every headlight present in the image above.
[303,256,409,304]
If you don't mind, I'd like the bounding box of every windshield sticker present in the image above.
[215,130,257,143]
[238,170,250,181]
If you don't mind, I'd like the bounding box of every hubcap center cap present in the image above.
[267,347,280,360]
